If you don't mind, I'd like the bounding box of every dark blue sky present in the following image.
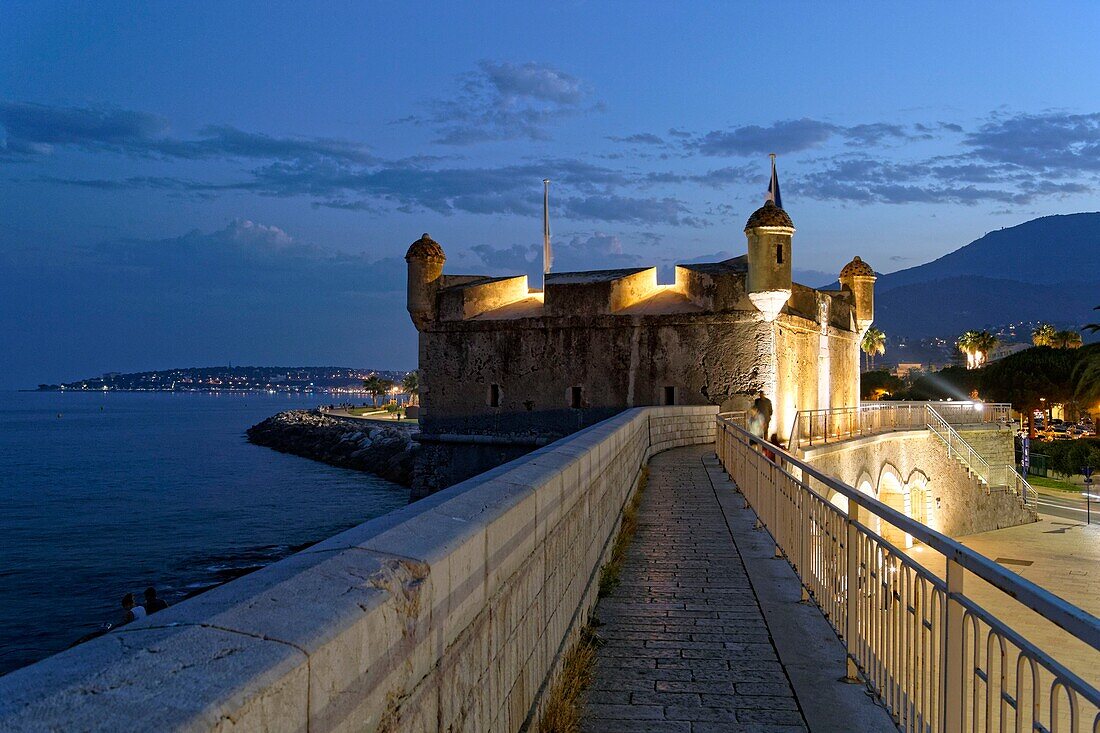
[3,2,1100,388]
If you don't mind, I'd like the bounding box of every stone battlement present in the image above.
[425,259,859,328]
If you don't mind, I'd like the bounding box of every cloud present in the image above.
[13,99,1100,220]
[644,165,755,189]
[607,133,665,145]
[691,118,838,157]
[469,230,650,279]
[561,194,701,227]
[0,101,168,155]
[685,119,935,157]
[841,123,910,147]
[45,154,705,226]
[963,111,1100,174]
[0,100,378,164]
[401,61,598,145]
[790,154,1091,205]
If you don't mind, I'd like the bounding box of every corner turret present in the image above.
[406,233,446,330]
[744,200,794,322]
[839,256,876,334]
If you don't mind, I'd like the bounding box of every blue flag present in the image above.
[767,154,783,209]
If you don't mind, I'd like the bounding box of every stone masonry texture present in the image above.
[583,445,808,733]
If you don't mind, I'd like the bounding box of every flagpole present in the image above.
[543,178,552,287]
[767,153,782,209]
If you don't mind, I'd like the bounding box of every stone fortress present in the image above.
[406,177,877,493]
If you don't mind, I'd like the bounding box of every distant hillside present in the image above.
[36,366,409,393]
[872,213,1100,338]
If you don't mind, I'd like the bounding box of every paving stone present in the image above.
[581,720,691,733]
[582,446,807,731]
[629,690,702,706]
[584,703,664,720]
[690,723,807,733]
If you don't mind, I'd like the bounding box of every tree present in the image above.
[1084,306,1100,334]
[402,370,420,406]
[378,379,395,404]
[1032,323,1057,346]
[957,331,978,369]
[860,327,886,371]
[957,329,998,369]
[860,370,903,400]
[1053,329,1083,349]
[362,375,392,407]
[1072,352,1100,407]
[1041,439,1100,478]
[980,346,1078,438]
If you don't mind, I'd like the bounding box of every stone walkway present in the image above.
[582,446,808,733]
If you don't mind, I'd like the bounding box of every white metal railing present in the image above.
[792,401,1011,450]
[790,401,1035,508]
[716,414,1099,733]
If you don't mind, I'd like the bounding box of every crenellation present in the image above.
[438,274,531,321]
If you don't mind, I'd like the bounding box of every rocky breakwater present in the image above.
[247,410,418,487]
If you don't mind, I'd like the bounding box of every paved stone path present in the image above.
[582,445,808,733]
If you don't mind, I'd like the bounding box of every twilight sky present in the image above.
[3,2,1100,388]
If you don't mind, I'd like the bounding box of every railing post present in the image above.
[943,557,966,733]
[845,499,861,682]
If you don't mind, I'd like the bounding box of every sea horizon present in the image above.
[0,391,408,676]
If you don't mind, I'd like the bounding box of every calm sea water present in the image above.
[0,391,408,675]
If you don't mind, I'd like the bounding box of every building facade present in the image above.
[406,198,876,493]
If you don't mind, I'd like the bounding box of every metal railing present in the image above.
[716,415,1099,733]
[791,401,1011,450]
[925,407,1036,508]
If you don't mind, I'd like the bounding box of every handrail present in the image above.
[715,414,1099,732]
[924,405,1035,507]
[925,405,994,484]
[792,401,1012,449]
[789,401,1034,508]
[727,417,1096,643]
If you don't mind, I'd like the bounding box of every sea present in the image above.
[0,390,409,676]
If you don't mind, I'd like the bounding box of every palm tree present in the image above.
[957,331,978,369]
[378,379,395,405]
[1053,329,1083,349]
[958,330,998,369]
[975,330,998,368]
[1032,323,1057,346]
[362,375,385,406]
[860,327,886,371]
[1073,353,1100,406]
[1084,306,1100,334]
[402,371,420,406]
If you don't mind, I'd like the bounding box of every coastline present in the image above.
[246,409,419,488]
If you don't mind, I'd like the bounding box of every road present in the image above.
[1035,487,1098,523]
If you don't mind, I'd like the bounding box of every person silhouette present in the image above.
[143,587,168,615]
[121,593,146,625]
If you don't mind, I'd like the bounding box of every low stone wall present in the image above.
[801,429,1035,538]
[0,406,717,732]
[956,424,1015,467]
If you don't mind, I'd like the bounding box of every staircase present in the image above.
[925,405,1038,518]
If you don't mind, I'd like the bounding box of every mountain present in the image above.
[870,213,1100,338]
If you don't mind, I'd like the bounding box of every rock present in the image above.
[246,410,419,488]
